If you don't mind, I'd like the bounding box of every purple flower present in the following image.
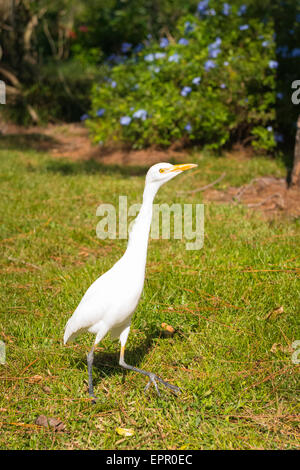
[107,54,117,63]
[277,92,283,99]
[275,133,284,143]
[111,80,117,88]
[160,37,169,48]
[96,108,105,117]
[154,52,166,59]
[209,37,222,49]
[204,59,216,71]
[267,126,273,132]
[239,24,249,31]
[185,123,192,132]
[223,3,231,15]
[178,38,189,46]
[224,60,229,66]
[133,109,147,120]
[153,66,160,73]
[207,8,216,15]
[121,42,132,53]
[220,83,226,89]
[80,114,90,121]
[120,116,131,126]
[107,54,125,65]
[181,86,192,97]
[184,21,195,34]
[238,5,247,16]
[291,48,300,58]
[144,53,155,62]
[133,43,144,53]
[192,77,201,85]
[262,40,270,47]
[208,38,222,58]
[197,0,209,14]
[209,47,221,58]
[276,46,289,58]
[168,53,180,63]
[269,60,278,69]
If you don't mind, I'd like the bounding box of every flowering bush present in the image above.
[87,1,279,151]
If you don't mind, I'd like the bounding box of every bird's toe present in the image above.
[144,374,161,396]
[156,376,181,394]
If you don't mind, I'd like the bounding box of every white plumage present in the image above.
[64,162,197,400]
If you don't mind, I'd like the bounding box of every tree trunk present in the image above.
[291,115,300,188]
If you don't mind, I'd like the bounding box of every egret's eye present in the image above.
[159,168,165,173]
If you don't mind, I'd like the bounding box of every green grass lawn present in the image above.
[0,142,299,449]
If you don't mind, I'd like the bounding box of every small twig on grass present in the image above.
[7,358,39,397]
[241,365,294,393]
[9,422,44,430]
[233,177,277,203]
[233,177,266,203]
[177,172,226,195]
[7,256,42,271]
[178,306,254,336]
[1,218,52,245]
[247,193,285,209]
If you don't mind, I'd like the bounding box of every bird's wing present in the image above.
[64,256,144,344]
[63,272,112,344]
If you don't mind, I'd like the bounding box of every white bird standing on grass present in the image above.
[64,162,197,401]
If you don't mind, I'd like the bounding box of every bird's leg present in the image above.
[119,346,181,396]
[87,346,97,403]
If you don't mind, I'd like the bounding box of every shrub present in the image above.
[88,1,277,152]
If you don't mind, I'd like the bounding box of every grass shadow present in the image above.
[74,327,163,386]
[44,158,149,178]
[0,133,59,152]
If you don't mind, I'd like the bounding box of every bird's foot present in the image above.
[144,372,181,396]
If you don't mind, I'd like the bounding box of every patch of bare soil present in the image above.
[0,122,187,166]
[1,122,299,219]
[205,177,300,219]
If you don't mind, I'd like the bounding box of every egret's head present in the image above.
[145,162,197,188]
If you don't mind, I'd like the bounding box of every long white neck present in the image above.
[123,182,158,269]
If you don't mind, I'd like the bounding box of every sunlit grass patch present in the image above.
[0,147,299,449]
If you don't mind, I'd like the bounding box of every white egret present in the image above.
[64,162,197,401]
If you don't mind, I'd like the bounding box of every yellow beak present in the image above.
[168,163,198,173]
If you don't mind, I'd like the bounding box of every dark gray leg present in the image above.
[87,346,97,403]
[119,346,181,396]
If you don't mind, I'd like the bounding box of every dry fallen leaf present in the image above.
[35,415,66,432]
[115,427,135,437]
[27,374,43,384]
[264,306,284,320]
[161,322,175,336]
[270,343,280,353]
[270,343,293,354]
[0,331,14,343]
